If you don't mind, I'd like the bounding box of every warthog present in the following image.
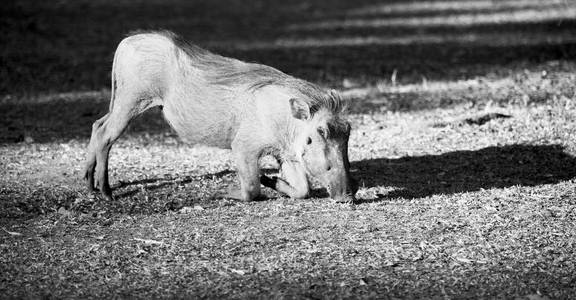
[84,31,358,202]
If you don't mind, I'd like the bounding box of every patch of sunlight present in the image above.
[222,31,576,50]
[1,90,110,105]
[341,77,512,99]
[289,6,576,30]
[349,0,570,16]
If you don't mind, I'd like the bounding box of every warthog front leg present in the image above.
[260,161,309,199]
[229,148,262,201]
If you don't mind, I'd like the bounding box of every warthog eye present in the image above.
[306,137,312,145]
[317,127,327,138]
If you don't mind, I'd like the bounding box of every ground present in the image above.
[1,0,576,299]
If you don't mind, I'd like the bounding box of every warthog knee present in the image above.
[291,186,308,199]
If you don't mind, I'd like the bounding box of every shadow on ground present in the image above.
[110,144,576,204]
[352,144,576,201]
[113,170,235,200]
[3,144,575,217]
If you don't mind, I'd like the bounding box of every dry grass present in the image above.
[2,67,576,298]
[2,0,576,298]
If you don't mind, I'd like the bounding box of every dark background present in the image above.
[2,0,575,96]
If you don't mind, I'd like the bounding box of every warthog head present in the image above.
[290,97,359,202]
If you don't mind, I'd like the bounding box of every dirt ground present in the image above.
[1,0,576,298]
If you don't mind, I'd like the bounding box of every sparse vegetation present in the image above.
[2,0,576,298]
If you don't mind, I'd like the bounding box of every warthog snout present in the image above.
[327,173,358,203]
[297,109,358,203]
[324,148,358,203]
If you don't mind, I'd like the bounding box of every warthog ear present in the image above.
[290,98,311,120]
